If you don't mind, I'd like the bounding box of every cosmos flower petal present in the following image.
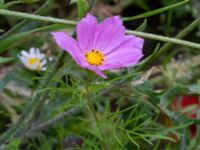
[99,51,142,71]
[101,49,143,70]
[77,13,98,51]
[87,66,107,79]
[126,35,144,50]
[99,36,144,71]
[93,16,125,53]
[120,35,144,50]
[98,62,121,71]
[51,32,86,67]
[106,35,144,55]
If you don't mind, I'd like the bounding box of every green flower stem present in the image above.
[28,31,75,130]
[86,72,109,150]
[0,9,200,50]
[20,107,79,138]
[0,0,55,40]
[123,0,189,21]
[0,52,65,145]
[126,30,200,50]
[135,16,200,72]
[0,9,77,26]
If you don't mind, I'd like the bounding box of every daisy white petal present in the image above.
[36,48,40,55]
[19,55,27,65]
[30,47,36,56]
[41,59,46,67]
[18,47,47,71]
[20,50,29,58]
[38,54,45,59]
[41,67,46,71]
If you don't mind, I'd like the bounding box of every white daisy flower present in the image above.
[18,47,46,71]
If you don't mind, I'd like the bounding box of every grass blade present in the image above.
[123,0,189,21]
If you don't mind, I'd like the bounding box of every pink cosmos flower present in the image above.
[51,14,144,79]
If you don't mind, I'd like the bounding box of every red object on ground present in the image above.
[172,95,199,138]
[181,95,199,109]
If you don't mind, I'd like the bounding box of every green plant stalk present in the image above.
[135,16,200,72]
[0,10,200,50]
[17,108,80,140]
[88,0,97,11]
[0,9,77,26]
[123,0,189,21]
[180,129,187,150]
[0,0,55,40]
[26,108,79,134]
[0,57,13,64]
[0,24,70,53]
[0,52,65,145]
[85,72,109,150]
[126,30,200,49]
[22,31,74,141]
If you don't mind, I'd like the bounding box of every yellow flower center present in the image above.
[28,58,41,70]
[85,49,104,66]
[28,58,40,65]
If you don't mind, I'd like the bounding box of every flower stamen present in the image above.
[28,58,41,70]
[85,49,104,66]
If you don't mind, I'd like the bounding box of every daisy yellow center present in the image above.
[85,49,104,66]
[28,58,41,70]
[28,58,40,65]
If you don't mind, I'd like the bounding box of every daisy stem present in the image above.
[85,71,109,150]
[0,52,65,145]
